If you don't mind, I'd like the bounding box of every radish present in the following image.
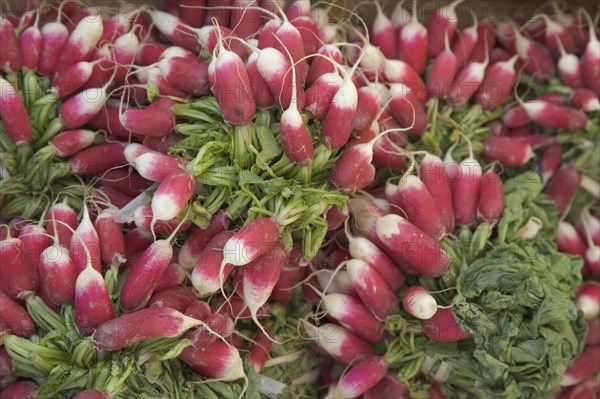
[147,10,201,53]
[483,136,534,167]
[137,40,169,65]
[197,25,249,60]
[396,174,446,240]
[571,88,600,112]
[426,0,463,58]
[204,0,234,26]
[0,291,35,338]
[37,20,69,75]
[92,307,202,351]
[502,104,532,128]
[306,44,343,87]
[229,0,262,39]
[346,259,399,320]
[70,204,101,273]
[120,107,177,138]
[178,0,206,28]
[179,211,230,269]
[94,210,125,266]
[255,46,305,111]
[0,238,39,299]
[53,14,103,73]
[46,201,78,246]
[391,1,411,32]
[398,0,428,75]
[560,346,600,387]
[304,72,343,120]
[364,373,408,399]
[18,224,51,275]
[130,152,183,183]
[150,168,195,223]
[540,143,563,185]
[74,260,115,334]
[38,244,77,305]
[543,165,582,213]
[285,0,310,20]
[348,196,390,248]
[518,100,588,132]
[387,83,427,135]
[577,210,600,247]
[154,263,186,292]
[19,22,41,70]
[585,246,600,279]
[185,300,212,320]
[123,228,153,258]
[0,381,38,399]
[87,101,131,139]
[179,340,245,381]
[470,22,495,63]
[474,55,519,110]
[49,129,96,158]
[302,320,375,365]
[133,204,192,234]
[477,171,504,223]
[271,243,307,304]
[421,307,470,341]
[184,312,231,350]
[586,320,600,346]
[581,10,600,95]
[447,43,490,107]
[319,292,385,343]
[353,85,386,135]
[420,153,455,233]
[59,78,112,129]
[148,286,197,312]
[376,214,451,277]
[112,31,140,84]
[191,231,236,296]
[246,51,275,109]
[159,56,210,97]
[222,216,280,267]
[0,17,22,72]
[325,356,388,399]
[95,167,149,198]
[383,59,427,103]
[427,31,457,100]
[247,331,273,373]
[273,19,308,85]
[0,78,32,146]
[576,282,600,320]
[402,286,440,320]
[513,26,555,81]
[557,42,584,89]
[291,15,319,56]
[534,14,577,59]
[451,11,479,71]
[452,143,482,226]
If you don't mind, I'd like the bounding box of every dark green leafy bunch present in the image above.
[384,174,587,399]
[170,97,348,259]
[0,71,93,219]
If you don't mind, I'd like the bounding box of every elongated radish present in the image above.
[387,83,427,134]
[477,171,504,223]
[229,0,262,39]
[306,45,343,87]
[184,312,231,351]
[325,356,388,399]
[0,238,39,299]
[92,307,201,351]
[60,84,111,129]
[581,11,600,95]
[543,165,582,213]
[320,292,385,343]
[304,72,343,120]
[427,32,457,100]
[70,204,101,273]
[0,291,35,338]
[179,211,230,269]
[383,59,427,103]
[150,168,195,223]
[131,152,182,183]
[177,0,206,27]
[18,224,51,275]
[54,15,103,73]
[369,3,396,59]
[179,340,245,381]
[520,101,587,132]
[452,149,482,226]
[271,243,307,304]
[37,21,69,75]
[353,85,385,135]
[184,300,212,321]
[133,204,192,234]
[19,23,41,70]
[576,282,600,320]
[560,345,600,387]
[348,196,390,249]
[483,136,534,167]
[398,1,427,75]
[540,143,563,185]
[245,51,275,109]
[513,26,555,81]
[50,129,95,158]
[447,45,490,107]
[0,17,22,72]
[470,22,495,63]
[191,231,236,296]
[376,214,451,277]
[154,263,186,293]
[571,87,600,112]
[38,244,77,305]
[451,12,479,71]
[420,154,455,233]
[122,228,152,258]
[402,286,438,319]
[94,210,125,266]
[120,107,176,138]
[364,373,408,399]
[148,286,197,312]
[397,174,446,240]
[222,217,280,267]
[273,20,308,85]
[346,259,399,320]
[421,307,469,341]
[556,38,584,89]
[0,381,38,399]
[302,320,374,365]
[474,55,518,109]
[74,265,115,334]
[537,14,577,59]
[426,0,463,58]
[247,331,273,373]
[0,78,32,145]
[47,201,78,246]
[256,47,305,111]
[147,10,201,53]
[158,57,210,97]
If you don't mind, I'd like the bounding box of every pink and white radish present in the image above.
[387,83,427,135]
[70,204,101,273]
[222,216,280,267]
[483,136,534,167]
[191,231,236,296]
[426,0,463,58]
[543,165,582,213]
[130,151,183,183]
[421,307,470,342]
[38,244,77,305]
[325,356,388,399]
[581,10,600,96]
[540,143,563,185]
[427,31,457,100]
[304,72,343,120]
[46,201,78,246]
[0,238,39,299]
[371,2,397,59]
[452,143,482,226]
[402,286,439,320]
[0,291,35,338]
[50,129,96,157]
[396,174,446,240]
[37,20,69,75]
[0,17,22,72]
[513,26,555,81]
[398,1,427,75]
[469,22,495,63]
[451,11,479,71]
[571,88,600,112]
[147,10,201,53]
[179,340,245,381]
[474,54,519,110]
[447,44,489,107]
[382,59,427,103]
[18,223,51,275]
[94,210,125,266]
[148,286,197,312]
[19,21,42,70]
[150,168,195,222]
[179,210,230,269]
[306,44,343,87]
[54,14,104,73]
[576,282,600,320]
[0,77,32,145]
[302,320,375,365]
[346,259,399,320]
[477,171,505,223]
[556,36,584,89]
[518,99,588,132]
[376,214,451,277]
[420,153,455,233]
[159,56,210,97]
[560,346,600,387]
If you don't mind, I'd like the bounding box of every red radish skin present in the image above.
[330,138,378,194]
[303,320,375,365]
[0,381,38,399]
[94,210,125,266]
[560,377,598,399]
[257,18,281,49]
[586,320,600,346]
[137,40,169,65]
[447,52,489,107]
[87,102,131,139]
[154,263,186,292]
[70,205,101,273]
[19,25,41,70]
[0,238,39,299]
[248,331,273,373]
[571,88,600,113]
[271,243,307,304]
[124,228,153,258]
[538,14,577,59]
[514,27,555,81]
[179,211,230,269]
[274,20,308,85]
[184,301,212,321]
[306,45,343,87]
[346,259,399,320]
[397,174,446,240]
[560,345,600,387]
[54,16,103,73]
[451,15,479,71]
[582,12,600,95]
[470,23,495,63]
[502,105,532,128]
[557,38,584,89]
[74,265,115,334]
[585,246,600,279]
[364,373,409,399]
[321,293,385,343]
[543,165,582,213]
[37,21,69,75]
[325,356,388,399]
[51,61,94,98]
[93,187,133,210]
[291,16,319,56]
[229,0,262,39]
[477,171,504,223]
[246,52,275,109]
[422,308,470,342]
[383,59,427,103]
[348,196,390,249]
[96,168,149,198]
[376,214,451,277]
[576,282,600,320]
[426,0,463,58]
[420,154,455,233]
[0,18,22,72]
[204,0,233,27]
[353,85,385,134]
[427,32,458,100]
[191,231,236,296]
[483,136,534,167]
[50,129,95,157]
[403,286,439,320]
[47,201,78,246]
[131,152,182,183]
[178,0,206,27]
[92,308,201,351]
[151,169,195,221]
[60,85,110,129]
[18,224,51,275]
[69,143,127,176]
[184,312,230,350]
[286,0,310,20]
[398,3,428,75]
[452,156,482,226]
[541,143,563,184]
[148,286,197,312]
[222,217,280,266]
[133,205,192,234]
[0,78,32,145]
[179,340,244,381]
[520,101,587,132]
[197,25,249,60]
[474,55,518,110]
[304,72,343,120]
[0,291,35,338]
[388,83,427,135]
[256,47,305,112]
[121,108,176,137]
[39,244,77,305]
[158,57,210,97]
[120,239,174,312]
[147,11,201,53]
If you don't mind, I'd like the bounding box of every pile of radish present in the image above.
[0,0,599,397]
